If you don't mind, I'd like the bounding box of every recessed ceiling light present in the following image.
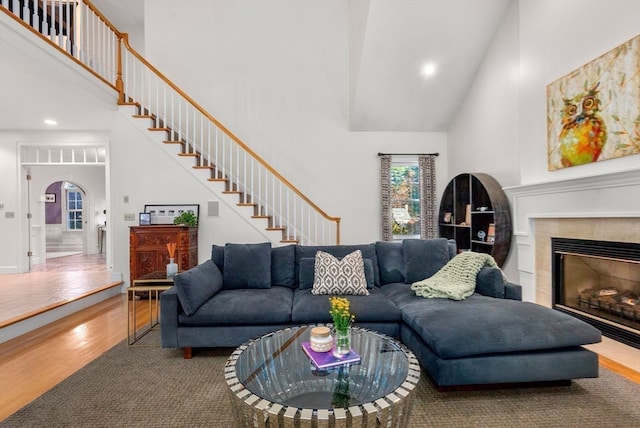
[44,119,57,125]
[421,63,436,77]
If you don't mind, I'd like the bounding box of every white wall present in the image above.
[447,0,521,278]
[142,0,448,245]
[517,0,640,186]
[447,0,640,282]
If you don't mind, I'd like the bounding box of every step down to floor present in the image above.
[0,282,123,344]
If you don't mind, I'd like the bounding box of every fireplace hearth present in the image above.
[552,238,640,350]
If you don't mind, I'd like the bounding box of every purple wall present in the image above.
[45,181,62,224]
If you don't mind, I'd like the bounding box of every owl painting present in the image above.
[546,34,640,171]
[558,82,607,167]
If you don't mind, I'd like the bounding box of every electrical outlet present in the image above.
[124,213,136,221]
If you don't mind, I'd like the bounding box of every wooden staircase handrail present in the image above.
[0,3,117,93]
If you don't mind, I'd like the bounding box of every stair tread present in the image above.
[148,127,170,131]
[178,153,200,157]
[133,114,155,119]
[163,140,184,144]
[193,165,213,169]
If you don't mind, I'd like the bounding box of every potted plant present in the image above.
[173,211,198,227]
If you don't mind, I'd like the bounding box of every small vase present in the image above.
[166,258,178,278]
[333,328,351,357]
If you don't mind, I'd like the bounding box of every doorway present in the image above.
[44,181,85,258]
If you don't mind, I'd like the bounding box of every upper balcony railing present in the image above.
[1,0,340,245]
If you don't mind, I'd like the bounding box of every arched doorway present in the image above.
[44,181,86,257]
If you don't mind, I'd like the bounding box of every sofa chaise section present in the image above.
[376,239,602,389]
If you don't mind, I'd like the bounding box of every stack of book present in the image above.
[301,341,361,369]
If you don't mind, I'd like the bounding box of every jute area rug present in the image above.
[2,334,639,428]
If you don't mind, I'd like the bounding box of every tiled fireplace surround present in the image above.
[505,168,640,371]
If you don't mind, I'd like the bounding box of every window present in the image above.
[390,162,421,239]
[380,153,438,241]
[65,183,83,230]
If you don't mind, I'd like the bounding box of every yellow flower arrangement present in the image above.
[329,296,355,334]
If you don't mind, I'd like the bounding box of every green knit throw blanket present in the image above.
[411,252,500,301]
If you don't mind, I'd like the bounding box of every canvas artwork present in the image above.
[547,34,640,170]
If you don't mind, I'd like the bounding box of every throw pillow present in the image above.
[295,244,381,287]
[403,238,451,283]
[223,242,272,289]
[173,260,223,316]
[299,256,375,290]
[311,250,369,296]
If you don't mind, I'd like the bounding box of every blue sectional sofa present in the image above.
[160,239,602,389]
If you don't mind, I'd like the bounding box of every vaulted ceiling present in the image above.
[0,0,510,132]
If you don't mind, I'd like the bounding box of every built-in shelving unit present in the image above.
[438,173,512,267]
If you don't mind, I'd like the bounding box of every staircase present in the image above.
[124,103,310,244]
[1,0,340,246]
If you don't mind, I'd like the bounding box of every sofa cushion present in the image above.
[271,244,296,288]
[403,238,451,283]
[213,243,296,288]
[296,244,381,287]
[179,286,293,325]
[299,257,375,290]
[211,244,224,271]
[223,242,272,289]
[173,260,223,316]
[381,284,601,358]
[375,241,405,285]
[476,267,506,298]
[291,287,401,324]
[311,250,369,296]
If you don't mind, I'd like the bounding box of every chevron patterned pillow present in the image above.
[311,250,370,296]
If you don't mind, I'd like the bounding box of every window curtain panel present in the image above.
[379,154,392,241]
[419,155,438,239]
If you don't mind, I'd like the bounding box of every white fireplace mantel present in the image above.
[503,168,640,302]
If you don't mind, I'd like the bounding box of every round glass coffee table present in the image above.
[225,326,420,427]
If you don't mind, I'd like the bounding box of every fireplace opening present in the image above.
[552,238,640,350]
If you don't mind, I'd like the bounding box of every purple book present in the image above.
[301,341,361,369]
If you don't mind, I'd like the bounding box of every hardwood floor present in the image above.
[0,255,638,422]
[0,253,118,327]
[0,294,153,421]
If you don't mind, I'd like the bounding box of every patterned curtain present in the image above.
[379,154,392,241]
[419,155,438,239]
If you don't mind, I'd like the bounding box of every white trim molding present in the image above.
[504,168,640,302]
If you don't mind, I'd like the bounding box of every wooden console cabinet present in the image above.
[129,225,198,285]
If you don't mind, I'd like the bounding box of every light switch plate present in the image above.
[124,213,135,221]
